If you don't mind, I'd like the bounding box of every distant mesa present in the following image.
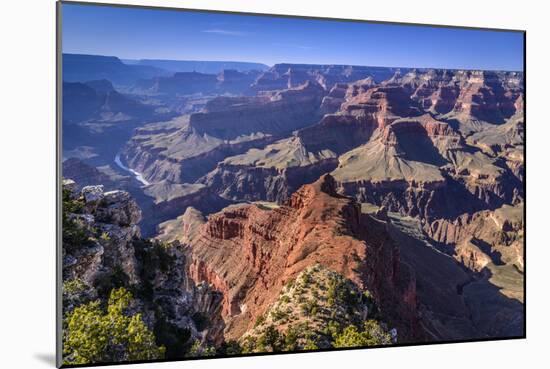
[62,53,170,86]
[122,58,269,74]
[252,63,405,92]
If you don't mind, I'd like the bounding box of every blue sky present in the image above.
[62,3,524,71]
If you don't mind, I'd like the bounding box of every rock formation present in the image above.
[179,175,420,342]
[61,181,224,357]
[122,81,325,184]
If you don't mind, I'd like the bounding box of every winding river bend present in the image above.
[114,153,150,186]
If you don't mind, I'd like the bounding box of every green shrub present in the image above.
[327,275,359,310]
[240,336,257,354]
[254,314,266,328]
[303,339,319,351]
[187,340,216,358]
[63,278,94,312]
[63,278,88,296]
[257,325,281,352]
[333,320,391,348]
[284,326,298,351]
[271,308,287,322]
[300,272,312,285]
[62,188,84,213]
[221,340,242,355]
[63,288,165,365]
[323,320,341,338]
[300,300,318,317]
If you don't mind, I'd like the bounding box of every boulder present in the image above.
[81,185,104,203]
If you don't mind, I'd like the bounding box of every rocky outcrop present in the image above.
[449,71,523,126]
[454,239,493,272]
[216,69,260,94]
[182,175,420,342]
[197,82,425,204]
[191,81,325,139]
[63,183,142,284]
[198,68,523,221]
[61,180,225,356]
[298,84,423,155]
[239,265,394,351]
[155,207,206,245]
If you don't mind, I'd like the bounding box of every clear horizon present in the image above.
[62,3,524,71]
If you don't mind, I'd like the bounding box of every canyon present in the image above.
[62,54,525,360]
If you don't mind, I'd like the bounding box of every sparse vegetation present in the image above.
[63,278,94,312]
[257,325,282,352]
[254,314,266,328]
[271,308,288,322]
[238,265,394,353]
[187,340,216,358]
[333,320,392,348]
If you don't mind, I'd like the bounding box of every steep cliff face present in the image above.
[333,108,522,221]
[332,115,458,219]
[199,136,339,202]
[384,69,524,128]
[448,71,523,126]
[181,175,420,342]
[132,71,219,95]
[61,180,224,357]
[199,82,421,204]
[62,181,142,286]
[123,82,325,184]
[197,69,523,223]
[425,203,524,272]
[339,85,423,129]
[376,208,523,340]
[320,82,349,114]
[190,81,325,139]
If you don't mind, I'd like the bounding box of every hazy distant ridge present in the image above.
[123,58,270,74]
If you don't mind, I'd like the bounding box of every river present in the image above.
[114,153,150,186]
